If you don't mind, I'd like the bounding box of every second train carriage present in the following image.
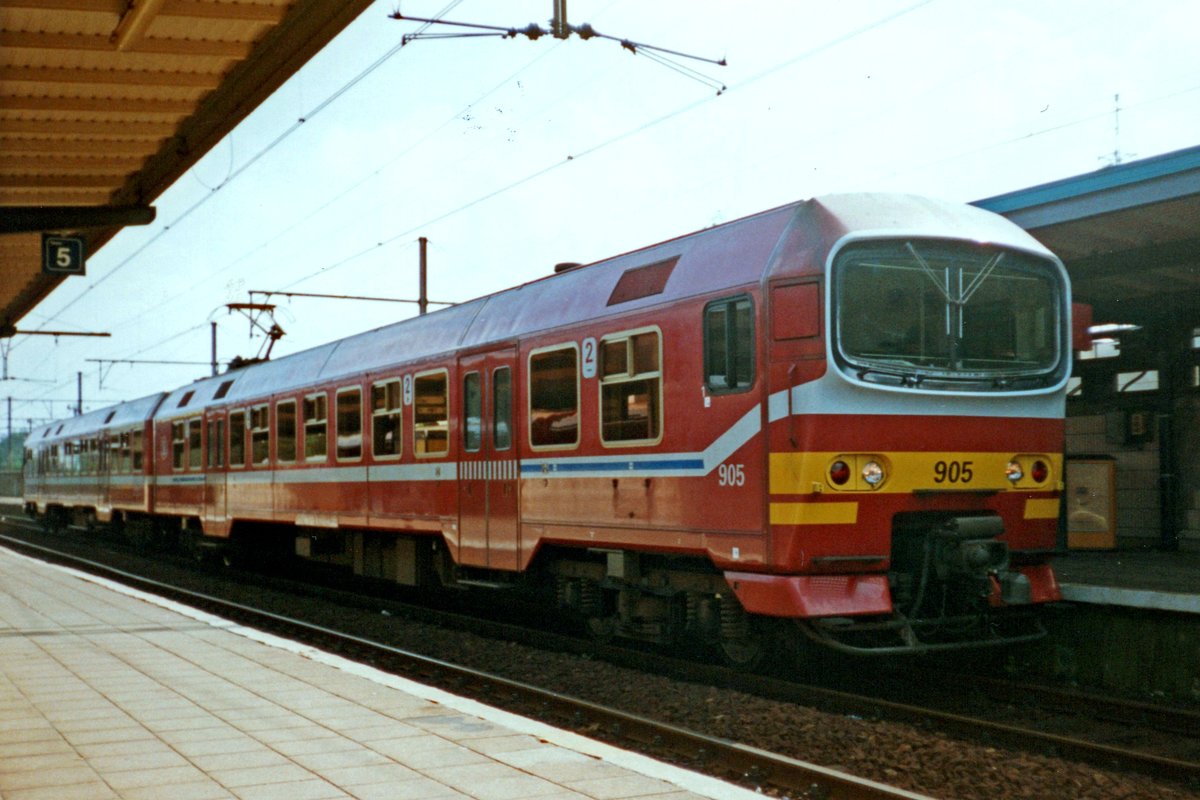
[24,192,1071,657]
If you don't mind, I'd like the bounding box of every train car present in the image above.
[24,393,165,532]
[24,193,1071,659]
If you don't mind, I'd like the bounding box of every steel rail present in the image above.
[4,518,1198,789]
[0,531,930,800]
[941,672,1200,738]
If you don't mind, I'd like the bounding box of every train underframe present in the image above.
[27,502,1052,663]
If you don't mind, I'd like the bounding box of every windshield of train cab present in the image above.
[832,239,1065,390]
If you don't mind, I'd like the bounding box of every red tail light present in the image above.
[829,460,851,486]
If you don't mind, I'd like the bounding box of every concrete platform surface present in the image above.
[1053,546,1200,614]
[0,547,764,800]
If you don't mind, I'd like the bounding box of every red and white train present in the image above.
[24,193,1071,659]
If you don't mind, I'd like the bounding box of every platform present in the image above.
[0,546,761,800]
[1052,545,1200,614]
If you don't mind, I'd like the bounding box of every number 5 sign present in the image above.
[42,235,86,275]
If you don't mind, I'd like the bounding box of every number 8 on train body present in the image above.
[23,193,1072,663]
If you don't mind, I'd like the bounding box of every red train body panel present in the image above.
[24,193,1071,656]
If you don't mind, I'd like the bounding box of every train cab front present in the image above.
[741,205,1072,655]
[739,452,1066,655]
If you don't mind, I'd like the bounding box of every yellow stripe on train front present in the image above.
[769,501,859,525]
[769,451,1064,495]
[1023,498,1061,520]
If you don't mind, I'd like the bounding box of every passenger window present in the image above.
[187,418,203,470]
[117,432,130,474]
[207,418,225,468]
[131,429,144,471]
[336,388,362,461]
[530,345,579,448]
[414,370,449,457]
[463,372,481,452]
[705,297,754,392]
[304,393,328,461]
[494,367,512,451]
[250,404,270,465]
[172,422,186,470]
[229,411,246,467]
[600,329,662,444]
[276,400,297,463]
[371,379,402,458]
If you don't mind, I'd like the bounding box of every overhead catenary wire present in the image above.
[54,24,570,351]
[284,1,940,289]
[5,0,979,418]
[5,1,473,413]
[13,0,466,350]
[11,1,1189,420]
[26,0,922,350]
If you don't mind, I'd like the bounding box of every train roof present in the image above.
[154,200,801,417]
[37,192,1058,432]
[802,193,1056,257]
[28,391,166,446]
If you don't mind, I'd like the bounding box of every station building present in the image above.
[977,144,1200,552]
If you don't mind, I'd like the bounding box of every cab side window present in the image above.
[704,296,754,392]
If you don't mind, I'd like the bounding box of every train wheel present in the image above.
[180,529,208,565]
[125,517,160,553]
[715,597,765,669]
[717,625,765,670]
[585,614,617,643]
[41,506,67,534]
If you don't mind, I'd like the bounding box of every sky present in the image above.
[6,0,1200,430]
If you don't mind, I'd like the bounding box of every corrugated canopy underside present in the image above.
[0,0,374,330]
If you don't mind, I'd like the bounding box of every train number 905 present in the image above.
[718,463,746,487]
[933,460,974,484]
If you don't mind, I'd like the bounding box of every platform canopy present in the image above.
[975,145,1200,326]
[0,0,375,334]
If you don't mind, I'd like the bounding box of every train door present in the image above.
[98,432,112,519]
[203,410,228,536]
[457,346,519,570]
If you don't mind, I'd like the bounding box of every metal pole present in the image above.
[76,371,82,416]
[211,321,218,376]
[418,237,429,316]
[6,397,10,469]
[552,0,569,38]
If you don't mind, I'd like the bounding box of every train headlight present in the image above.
[1005,461,1023,484]
[829,460,851,486]
[861,460,885,487]
[1031,460,1049,484]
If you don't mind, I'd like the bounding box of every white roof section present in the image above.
[810,193,1058,258]
[28,392,166,446]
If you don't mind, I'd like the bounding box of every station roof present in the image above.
[975,144,1200,327]
[0,0,374,334]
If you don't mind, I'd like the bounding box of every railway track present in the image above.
[0,524,927,800]
[3,516,1198,797]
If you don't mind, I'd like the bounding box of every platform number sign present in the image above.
[42,235,86,276]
